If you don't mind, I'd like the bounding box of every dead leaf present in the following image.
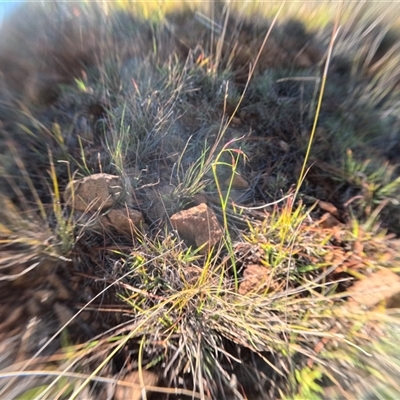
[318,200,340,218]
[319,212,342,229]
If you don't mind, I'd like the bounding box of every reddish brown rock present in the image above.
[239,264,272,295]
[170,203,223,252]
[114,370,159,400]
[64,173,125,212]
[349,268,400,308]
[225,174,249,189]
[106,208,144,235]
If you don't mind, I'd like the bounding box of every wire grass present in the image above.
[0,1,400,399]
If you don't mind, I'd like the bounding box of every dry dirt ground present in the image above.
[1,3,400,399]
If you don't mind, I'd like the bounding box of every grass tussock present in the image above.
[1,1,400,399]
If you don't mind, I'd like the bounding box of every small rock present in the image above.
[279,140,290,153]
[182,266,202,285]
[239,264,271,295]
[226,174,249,189]
[192,193,208,206]
[170,203,223,252]
[295,52,313,68]
[349,269,400,308]
[64,173,125,212]
[114,370,159,400]
[220,189,248,204]
[105,208,144,235]
[232,116,242,125]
